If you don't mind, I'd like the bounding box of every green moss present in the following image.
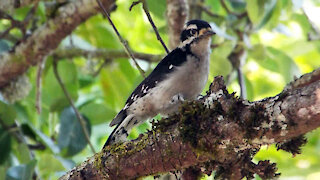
[93,151,104,171]
[107,134,149,157]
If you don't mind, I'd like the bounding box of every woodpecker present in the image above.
[104,19,215,147]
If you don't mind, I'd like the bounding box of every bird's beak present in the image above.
[199,28,216,38]
[203,29,216,37]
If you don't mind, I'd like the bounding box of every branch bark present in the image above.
[60,68,320,180]
[166,0,188,49]
[0,0,115,89]
[53,47,163,63]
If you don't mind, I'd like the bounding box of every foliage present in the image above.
[0,0,320,179]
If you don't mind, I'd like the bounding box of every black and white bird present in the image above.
[104,19,215,147]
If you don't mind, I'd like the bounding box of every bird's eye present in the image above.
[190,29,197,35]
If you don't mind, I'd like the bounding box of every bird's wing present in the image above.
[109,48,187,127]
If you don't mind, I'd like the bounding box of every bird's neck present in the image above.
[189,37,211,59]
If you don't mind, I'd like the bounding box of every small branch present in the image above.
[220,0,231,14]
[53,47,163,63]
[195,3,222,18]
[96,0,146,78]
[52,60,96,154]
[219,0,246,18]
[92,59,110,77]
[130,0,170,54]
[35,59,46,114]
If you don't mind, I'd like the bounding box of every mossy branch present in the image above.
[60,68,320,179]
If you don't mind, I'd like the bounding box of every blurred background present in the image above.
[1,0,320,179]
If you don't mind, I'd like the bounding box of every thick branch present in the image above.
[0,0,115,88]
[53,47,163,63]
[166,0,188,49]
[60,68,320,179]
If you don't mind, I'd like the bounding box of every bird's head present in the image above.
[179,20,215,48]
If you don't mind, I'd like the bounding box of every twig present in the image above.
[52,60,96,154]
[130,0,169,54]
[220,0,231,14]
[195,3,222,18]
[237,67,246,99]
[96,0,146,78]
[219,0,248,19]
[0,1,39,39]
[35,59,46,114]
[92,59,110,77]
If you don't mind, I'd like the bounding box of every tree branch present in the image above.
[53,47,163,63]
[60,68,320,179]
[166,0,188,49]
[0,0,116,89]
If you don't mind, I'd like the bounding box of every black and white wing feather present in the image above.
[109,47,188,127]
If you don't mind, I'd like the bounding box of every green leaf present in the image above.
[229,0,246,12]
[75,16,121,49]
[38,154,65,178]
[58,107,91,157]
[146,0,166,18]
[14,143,31,164]
[0,101,17,126]
[247,0,278,30]
[5,160,36,180]
[100,64,135,109]
[0,40,10,53]
[249,44,267,60]
[246,0,264,25]
[80,102,116,125]
[42,60,79,112]
[0,127,11,164]
[266,47,301,83]
[255,0,278,30]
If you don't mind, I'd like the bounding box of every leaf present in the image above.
[75,16,121,49]
[0,127,11,164]
[255,0,278,30]
[38,154,65,178]
[229,0,246,12]
[100,64,135,109]
[32,127,60,154]
[42,60,79,112]
[249,44,267,60]
[266,47,301,83]
[80,102,116,125]
[146,0,166,18]
[0,101,17,126]
[58,107,91,157]
[246,0,264,25]
[247,0,278,30]
[14,144,31,164]
[0,40,10,53]
[5,160,36,180]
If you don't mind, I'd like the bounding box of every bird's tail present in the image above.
[103,113,135,148]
